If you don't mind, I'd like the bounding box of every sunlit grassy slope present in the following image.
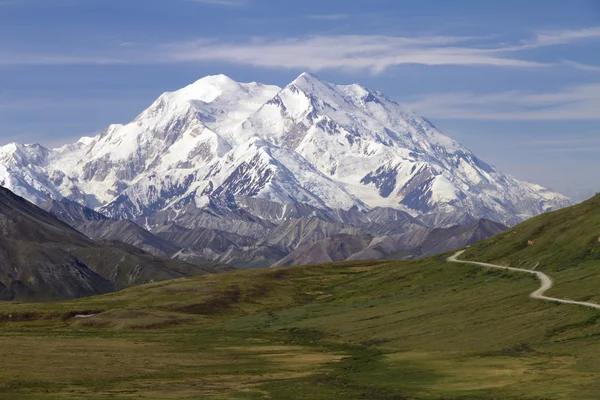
[464,193,600,303]
[0,247,599,399]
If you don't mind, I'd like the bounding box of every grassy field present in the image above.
[0,251,599,400]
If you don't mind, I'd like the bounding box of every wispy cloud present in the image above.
[0,53,130,66]
[0,96,140,110]
[163,35,546,73]
[404,83,600,120]
[561,60,600,71]
[0,27,599,73]
[538,147,600,153]
[520,137,600,153]
[481,27,600,53]
[305,14,349,21]
[528,27,600,47]
[523,137,600,146]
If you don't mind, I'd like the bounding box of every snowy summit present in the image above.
[0,73,571,227]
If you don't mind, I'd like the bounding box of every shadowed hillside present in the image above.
[0,187,230,301]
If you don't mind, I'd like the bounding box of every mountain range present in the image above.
[0,72,571,270]
[0,187,229,301]
[37,197,506,269]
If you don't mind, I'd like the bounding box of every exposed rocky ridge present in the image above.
[272,219,508,267]
[40,198,109,224]
[73,220,181,257]
[0,73,570,231]
[0,73,572,272]
[41,198,184,258]
[0,186,230,301]
[37,183,509,270]
[155,225,285,269]
[271,234,375,267]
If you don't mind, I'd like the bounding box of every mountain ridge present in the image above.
[0,72,570,229]
[0,186,229,301]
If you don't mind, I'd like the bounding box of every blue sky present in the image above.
[0,0,599,200]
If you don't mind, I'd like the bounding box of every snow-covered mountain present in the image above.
[0,73,571,227]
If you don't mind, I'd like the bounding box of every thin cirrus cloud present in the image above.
[528,139,600,153]
[155,26,600,73]
[476,27,600,53]
[561,60,600,71]
[0,27,599,73]
[527,26,600,47]
[522,137,600,151]
[164,35,547,73]
[404,83,600,121]
[0,53,130,66]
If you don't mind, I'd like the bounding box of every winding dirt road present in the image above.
[448,250,600,310]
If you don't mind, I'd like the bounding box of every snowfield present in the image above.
[0,72,571,227]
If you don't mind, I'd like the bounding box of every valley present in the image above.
[1,1,597,399]
[0,251,598,399]
[0,73,595,399]
[1,193,599,399]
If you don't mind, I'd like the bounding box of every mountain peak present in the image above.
[194,73,238,86]
[295,71,318,79]
[0,73,571,227]
[169,74,244,104]
[0,142,50,165]
[291,71,328,88]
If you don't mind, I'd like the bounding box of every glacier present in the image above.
[0,72,571,228]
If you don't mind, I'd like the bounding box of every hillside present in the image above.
[73,219,181,257]
[36,189,506,268]
[40,198,109,223]
[464,193,600,303]
[0,186,229,301]
[272,218,507,267]
[0,231,599,398]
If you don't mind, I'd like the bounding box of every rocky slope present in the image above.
[72,220,181,258]
[272,219,507,267]
[0,73,569,230]
[0,73,573,271]
[40,198,109,224]
[0,187,229,301]
[40,195,506,269]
